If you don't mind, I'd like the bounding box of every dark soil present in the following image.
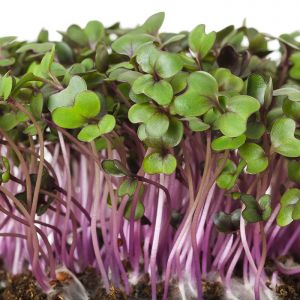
[0,266,224,300]
[266,256,300,300]
[0,270,46,300]
[275,272,300,300]
[0,263,298,299]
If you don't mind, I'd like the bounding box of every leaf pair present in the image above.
[60,21,104,48]
[52,90,100,129]
[118,179,145,220]
[136,43,183,79]
[112,12,165,57]
[214,68,243,94]
[271,118,300,157]
[277,188,300,226]
[128,103,169,138]
[48,76,87,112]
[143,152,177,175]
[217,95,260,137]
[239,143,268,174]
[138,117,183,149]
[174,71,218,117]
[132,74,173,105]
[213,209,241,233]
[216,159,245,190]
[102,159,146,220]
[77,115,116,142]
[240,194,271,223]
[129,102,182,173]
[188,24,216,59]
[29,46,55,79]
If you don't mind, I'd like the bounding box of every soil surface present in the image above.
[0,264,298,299]
[265,256,300,300]
[0,270,46,300]
[0,267,223,300]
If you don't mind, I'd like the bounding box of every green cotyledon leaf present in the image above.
[188,118,210,132]
[136,43,183,79]
[77,124,100,142]
[239,143,268,174]
[214,68,243,94]
[144,112,169,138]
[0,156,10,183]
[138,117,183,148]
[30,93,44,120]
[135,12,165,35]
[174,71,218,117]
[111,33,154,57]
[52,90,100,129]
[271,118,300,157]
[84,20,104,45]
[241,194,271,223]
[213,209,241,233]
[217,95,260,137]
[77,115,116,142]
[16,42,54,53]
[216,159,246,190]
[277,188,300,226]
[132,74,173,105]
[124,199,145,221]
[212,135,246,151]
[48,76,87,112]
[0,75,13,100]
[188,24,216,58]
[118,179,138,197]
[128,103,156,124]
[216,159,236,190]
[283,99,300,122]
[102,159,131,177]
[0,112,28,131]
[288,160,300,183]
[247,74,273,108]
[143,152,177,175]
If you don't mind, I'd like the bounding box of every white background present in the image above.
[0,0,299,40]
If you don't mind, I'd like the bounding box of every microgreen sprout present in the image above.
[0,12,299,300]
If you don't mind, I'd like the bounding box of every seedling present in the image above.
[0,12,299,300]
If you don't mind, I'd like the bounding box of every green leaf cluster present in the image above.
[2,12,300,230]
